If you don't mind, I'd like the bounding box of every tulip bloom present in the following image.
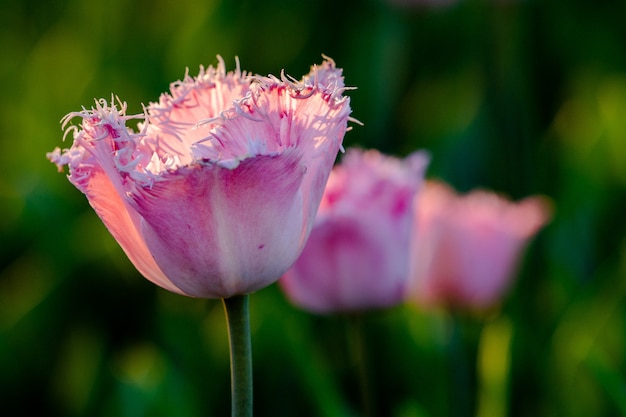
[280,148,430,313]
[409,181,551,310]
[48,57,352,299]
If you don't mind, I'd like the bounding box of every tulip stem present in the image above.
[348,314,374,417]
[448,313,474,417]
[223,294,253,417]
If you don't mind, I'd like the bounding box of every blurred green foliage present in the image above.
[1,0,626,416]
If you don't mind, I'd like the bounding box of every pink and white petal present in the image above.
[247,64,351,218]
[142,58,252,161]
[191,108,282,163]
[130,150,306,298]
[195,82,349,242]
[302,57,347,98]
[83,170,184,295]
[277,93,350,233]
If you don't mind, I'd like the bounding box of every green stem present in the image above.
[448,313,473,417]
[223,295,253,417]
[348,314,374,417]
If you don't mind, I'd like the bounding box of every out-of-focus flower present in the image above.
[409,181,551,310]
[48,57,352,299]
[280,148,430,313]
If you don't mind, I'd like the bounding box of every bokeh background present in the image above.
[1,0,626,416]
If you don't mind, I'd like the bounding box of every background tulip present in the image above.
[410,181,551,310]
[280,148,429,313]
[48,57,352,299]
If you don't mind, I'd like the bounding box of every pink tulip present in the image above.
[48,57,352,299]
[409,181,551,310]
[280,148,430,313]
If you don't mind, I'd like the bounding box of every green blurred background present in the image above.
[1,0,626,416]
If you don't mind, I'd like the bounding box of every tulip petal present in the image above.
[81,170,184,295]
[192,57,351,238]
[129,150,306,298]
[142,57,252,163]
[281,215,406,313]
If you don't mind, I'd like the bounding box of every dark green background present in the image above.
[1,0,625,416]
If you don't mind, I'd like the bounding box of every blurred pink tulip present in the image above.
[280,148,430,313]
[48,57,352,298]
[409,181,551,310]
